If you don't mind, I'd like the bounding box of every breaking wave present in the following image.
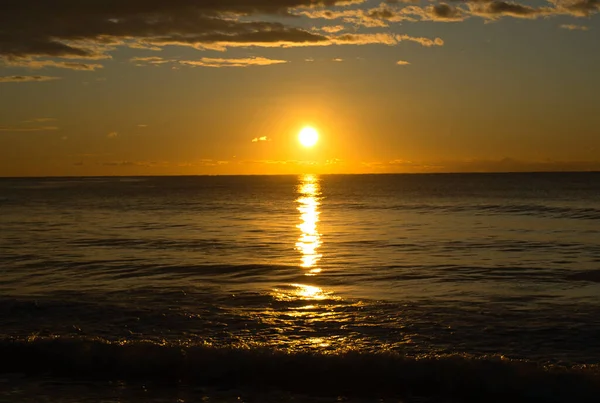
[2,337,600,402]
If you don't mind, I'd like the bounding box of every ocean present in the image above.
[1,173,600,402]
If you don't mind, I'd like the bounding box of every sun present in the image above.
[298,127,319,148]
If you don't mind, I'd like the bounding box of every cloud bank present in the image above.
[0,0,595,74]
[0,0,445,72]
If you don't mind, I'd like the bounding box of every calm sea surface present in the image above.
[1,173,600,402]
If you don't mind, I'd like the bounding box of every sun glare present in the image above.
[298,127,319,148]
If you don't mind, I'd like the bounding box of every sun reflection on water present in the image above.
[261,175,348,352]
[272,283,332,301]
[296,174,322,275]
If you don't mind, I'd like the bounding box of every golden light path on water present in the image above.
[263,174,348,351]
[263,175,397,352]
[295,174,323,275]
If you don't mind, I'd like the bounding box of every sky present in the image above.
[1,0,599,176]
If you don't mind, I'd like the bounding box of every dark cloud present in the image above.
[431,4,467,20]
[446,0,598,19]
[552,0,600,16]
[0,0,358,60]
[482,1,540,18]
[2,0,594,69]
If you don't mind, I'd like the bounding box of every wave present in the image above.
[2,337,599,402]
[327,202,600,221]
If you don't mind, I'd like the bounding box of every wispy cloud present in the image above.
[320,25,345,33]
[397,34,444,47]
[130,56,169,66]
[101,160,166,167]
[3,59,103,71]
[195,159,230,166]
[24,117,57,123]
[560,23,590,30]
[0,125,59,132]
[396,60,410,65]
[252,136,270,142]
[0,75,60,83]
[179,57,288,68]
[131,56,289,68]
[107,131,118,138]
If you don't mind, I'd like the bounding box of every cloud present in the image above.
[23,117,57,123]
[451,0,599,20]
[397,35,444,47]
[180,57,288,68]
[194,159,230,166]
[0,75,60,83]
[0,0,360,61]
[396,60,410,65]
[240,159,319,166]
[301,1,598,24]
[0,0,452,70]
[362,159,441,171]
[252,136,270,142]
[385,0,422,3]
[320,25,346,33]
[131,56,288,68]
[101,160,168,167]
[3,59,103,71]
[549,0,600,17]
[137,124,148,128]
[130,56,170,66]
[298,3,468,24]
[328,33,443,47]
[2,0,595,73]
[0,125,59,132]
[332,57,344,62]
[296,6,414,26]
[560,23,590,30]
[428,4,469,20]
[466,1,547,19]
[107,131,118,138]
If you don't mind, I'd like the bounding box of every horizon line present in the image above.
[1,170,599,179]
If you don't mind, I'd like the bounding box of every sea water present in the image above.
[1,173,600,402]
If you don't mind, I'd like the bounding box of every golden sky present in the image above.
[1,0,599,176]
